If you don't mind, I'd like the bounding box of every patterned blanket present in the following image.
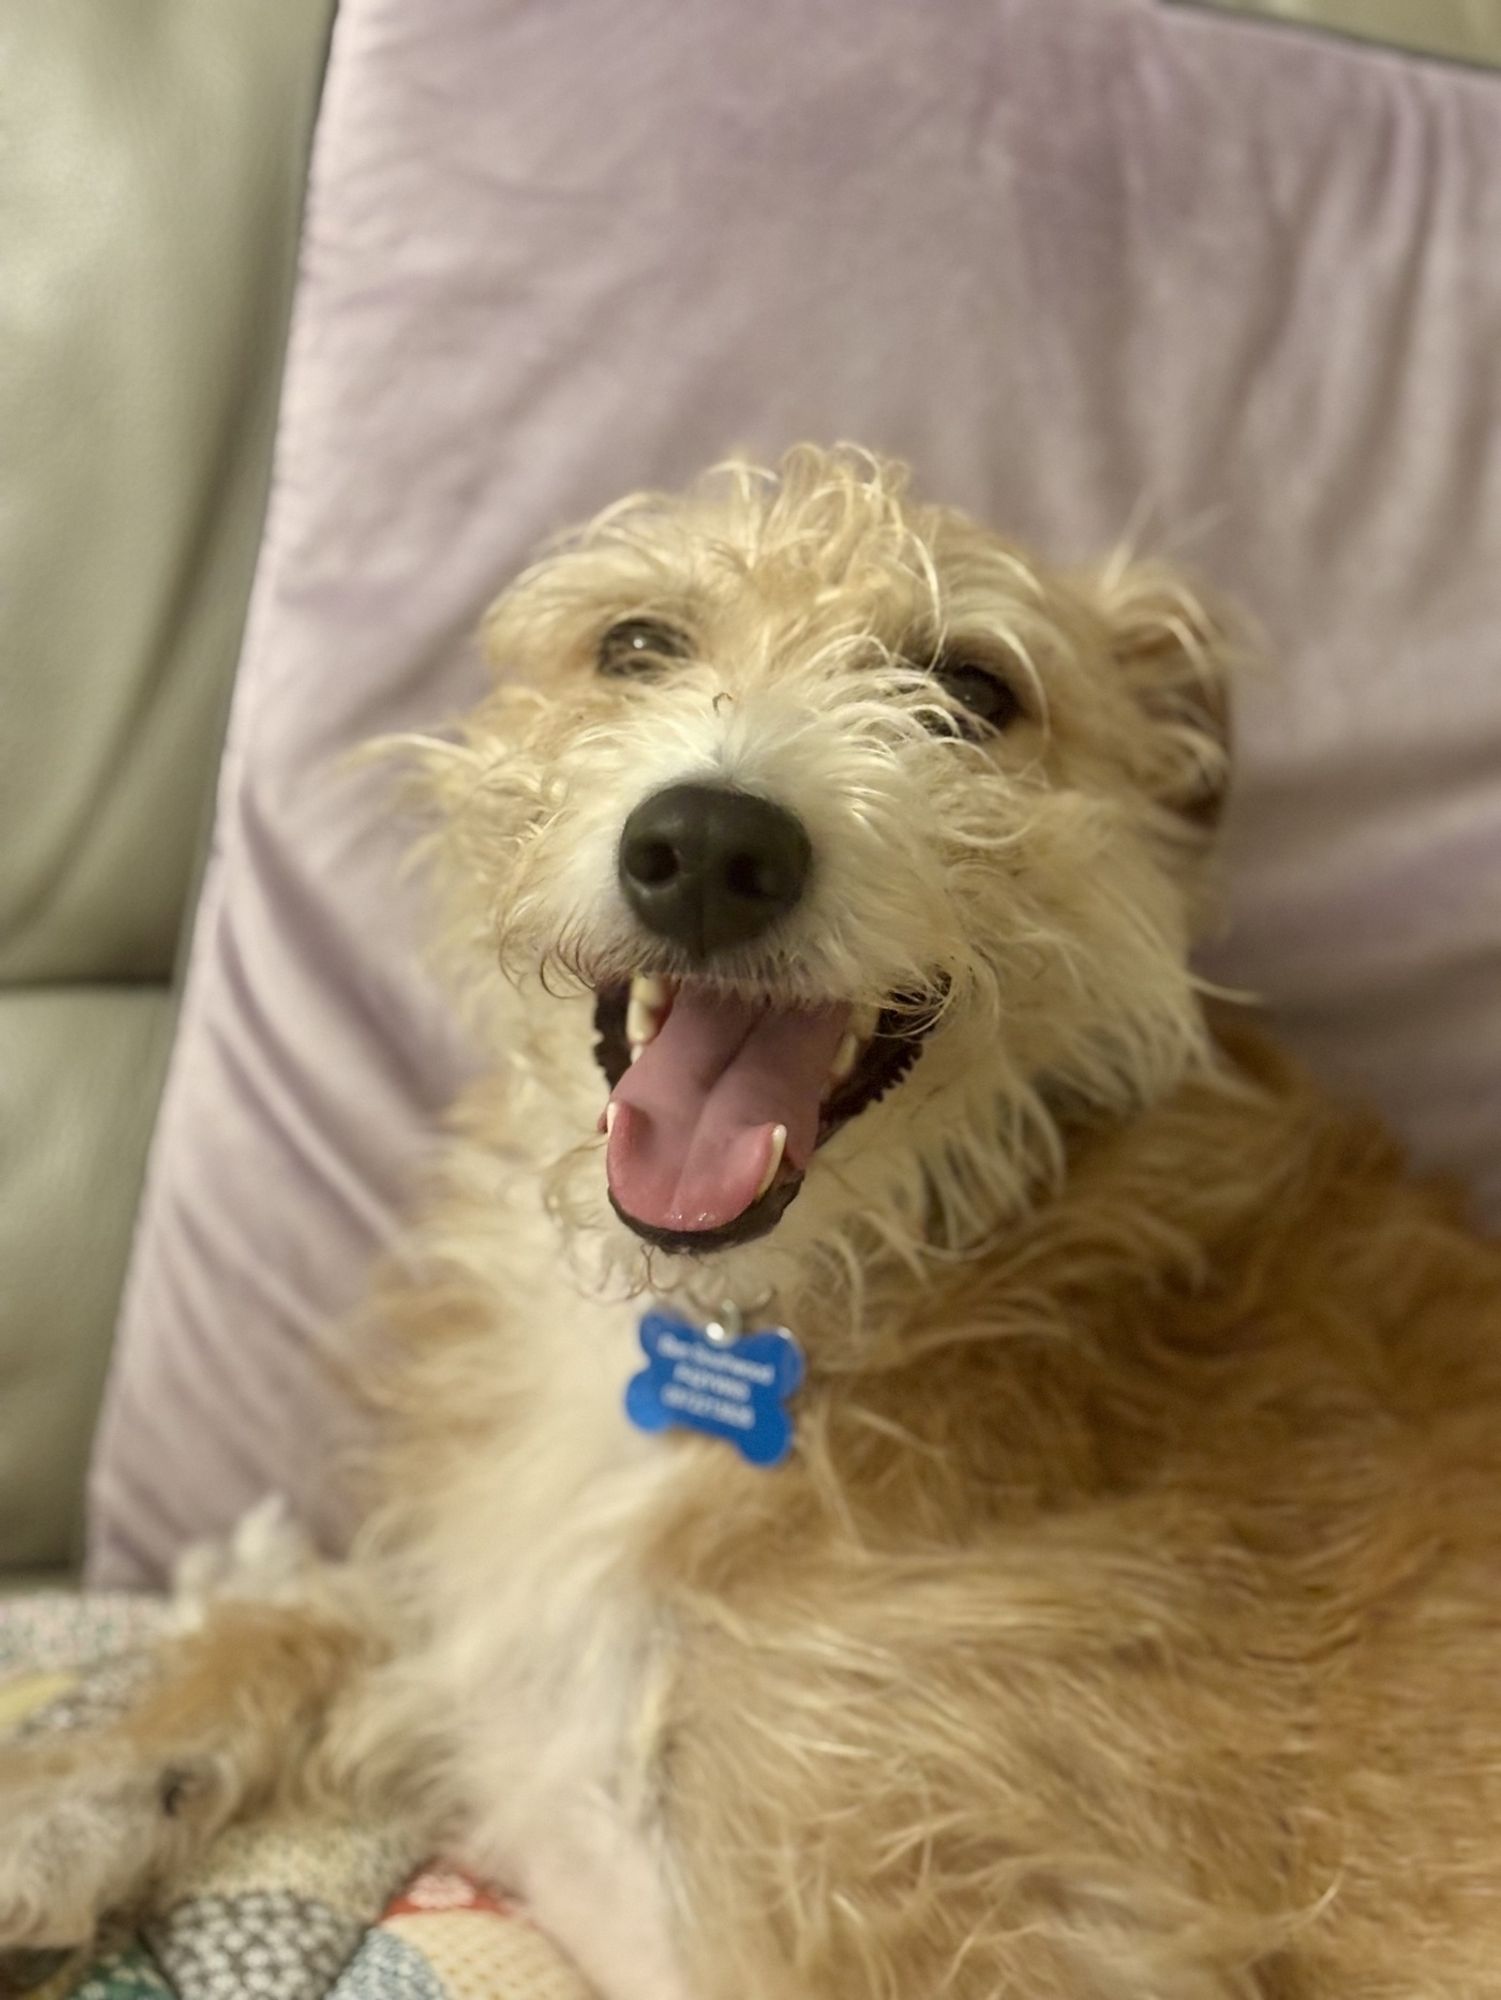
[0,1597,590,2000]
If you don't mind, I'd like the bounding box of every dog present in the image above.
[3,445,1500,1998]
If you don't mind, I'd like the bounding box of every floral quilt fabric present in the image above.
[0,1597,590,2000]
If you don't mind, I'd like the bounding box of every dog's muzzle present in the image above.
[618,781,812,960]
[597,780,937,1255]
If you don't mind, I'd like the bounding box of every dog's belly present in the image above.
[462,1800,690,2000]
[446,1588,689,1999]
[409,1277,695,1997]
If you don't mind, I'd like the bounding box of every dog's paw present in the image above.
[0,1747,217,1951]
[170,1493,322,1627]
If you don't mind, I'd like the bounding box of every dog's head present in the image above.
[414,446,1233,1298]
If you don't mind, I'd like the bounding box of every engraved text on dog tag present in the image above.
[625,1309,804,1467]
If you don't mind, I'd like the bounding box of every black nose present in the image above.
[618,782,812,958]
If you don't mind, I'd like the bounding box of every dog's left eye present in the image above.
[924,648,1026,738]
[597,618,691,677]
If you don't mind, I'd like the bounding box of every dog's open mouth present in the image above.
[593,979,934,1253]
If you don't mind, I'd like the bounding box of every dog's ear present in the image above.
[1090,559,1234,832]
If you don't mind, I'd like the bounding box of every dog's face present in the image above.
[416,447,1231,1298]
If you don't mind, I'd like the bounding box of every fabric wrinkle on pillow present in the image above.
[87,0,1501,1586]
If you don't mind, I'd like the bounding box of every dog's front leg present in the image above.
[0,1596,384,1953]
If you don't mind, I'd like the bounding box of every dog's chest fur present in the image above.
[401,1260,705,1994]
[369,1039,1501,1997]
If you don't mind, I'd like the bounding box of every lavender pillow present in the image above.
[89,0,1501,1584]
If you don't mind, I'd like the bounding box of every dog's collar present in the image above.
[625,1297,803,1468]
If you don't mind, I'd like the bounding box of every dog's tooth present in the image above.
[629,1041,646,1064]
[829,1031,860,1085]
[632,974,670,1011]
[852,1003,880,1042]
[755,1125,787,1202]
[605,1102,618,1136]
[626,995,658,1047]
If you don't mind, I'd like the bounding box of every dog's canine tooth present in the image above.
[852,1003,880,1042]
[830,1031,860,1085]
[626,996,659,1048]
[755,1125,787,1201]
[632,974,670,1011]
[605,1102,618,1135]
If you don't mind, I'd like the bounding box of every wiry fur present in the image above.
[4,447,1499,1998]
[398,446,1230,1307]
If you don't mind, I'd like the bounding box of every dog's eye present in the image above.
[597,618,691,678]
[925,648,1026,738]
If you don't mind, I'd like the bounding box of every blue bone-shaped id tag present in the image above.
[626,1309,804,1467]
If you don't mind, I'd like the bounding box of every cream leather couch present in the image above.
[1187,0,1501,65]
[0,2,333,1580]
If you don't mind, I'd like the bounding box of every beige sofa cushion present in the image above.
[1182,0,1501,66]
[0,995,172,1569]
[0,0,332,1573]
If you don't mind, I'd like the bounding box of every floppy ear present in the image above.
[1091,559,1235,832]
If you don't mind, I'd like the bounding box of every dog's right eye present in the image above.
[597,618,691,678]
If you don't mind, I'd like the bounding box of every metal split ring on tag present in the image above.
[701,1300,742,1347]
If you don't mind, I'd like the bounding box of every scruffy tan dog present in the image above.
[4,446,1501,1998]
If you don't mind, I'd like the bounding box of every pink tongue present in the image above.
[604,989,850,1234]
